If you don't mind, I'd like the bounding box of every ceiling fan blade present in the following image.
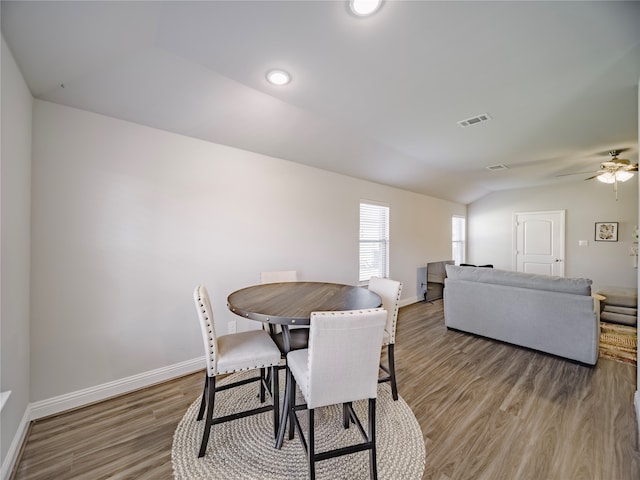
[613,147,631,155]
[595,147,632,157]
[626,164,638,172]
[556,170,600,177]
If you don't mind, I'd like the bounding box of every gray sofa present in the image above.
[444,265,600,365]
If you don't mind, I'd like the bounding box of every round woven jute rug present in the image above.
[172,371,425,479]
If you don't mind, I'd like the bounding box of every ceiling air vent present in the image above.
[457,113,492,128]
[486,164,508,171]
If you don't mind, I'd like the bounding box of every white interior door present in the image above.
[514,210,565,276]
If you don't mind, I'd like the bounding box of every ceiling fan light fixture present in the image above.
[596,172,616,184]
[597,170,635,184]
[615,170,634,182]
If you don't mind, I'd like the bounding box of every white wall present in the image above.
[635,79,640,439]
[0,36,33,473]
[468,180,638,290]
[30,100,465,402]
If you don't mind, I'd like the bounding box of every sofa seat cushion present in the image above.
[603,305,637,316]
[601,311,637,326]
[445,265,592,296]
[596,286,638,308]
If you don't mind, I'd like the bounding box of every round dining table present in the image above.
[227,281,382,448]
[228,281,382,347]
[227,281,381,324]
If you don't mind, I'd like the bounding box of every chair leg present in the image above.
[288,368,295,440]
[259,367,266,403]
[343,402,353,429]
[272,365,280,439]
[196,373,208,421]
[308,407,316,480]
[198,376,216,458]
[388,343,398,401]
[369,398,378,480]
[276,368,293,449]
[265,368,273,393]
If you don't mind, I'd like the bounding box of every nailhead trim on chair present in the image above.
[386,282,403,345]
[196,293,219,377]
[216,363,281,375]
[368,278,403,346]
[305,309,387,395]
[194,284,282,458]
[197,287,281,376]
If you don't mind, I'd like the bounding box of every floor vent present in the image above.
[458,113,492,128]
[486,164,508,171]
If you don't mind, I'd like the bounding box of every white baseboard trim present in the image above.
[400,297,417,308]
[400,296,444,308]
[30,356,204,420]
[1,404,31,480]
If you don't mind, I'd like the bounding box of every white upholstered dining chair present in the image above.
[285,308,387,480]
[193,284,282,458]
[368,277,403,401]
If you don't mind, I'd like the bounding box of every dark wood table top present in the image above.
[227,282,382,326]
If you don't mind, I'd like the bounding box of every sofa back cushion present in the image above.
[445,265,592,296]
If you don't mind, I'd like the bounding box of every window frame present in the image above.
[359,201,390,285]
[452,215,466,265]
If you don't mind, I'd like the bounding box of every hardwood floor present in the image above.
[11,300,640,479]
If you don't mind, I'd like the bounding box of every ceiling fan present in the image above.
[559,150,638,200]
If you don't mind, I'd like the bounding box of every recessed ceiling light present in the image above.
[266,69,291,86]
[349,0,383,16]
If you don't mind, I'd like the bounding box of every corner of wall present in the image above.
[0,405,31,480]
[636,73,639,437]
[636,391,640,444]
[1,33,34,479]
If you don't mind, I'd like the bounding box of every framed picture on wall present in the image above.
[595,222,618,242]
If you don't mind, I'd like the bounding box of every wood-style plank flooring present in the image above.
[11,300,640,479]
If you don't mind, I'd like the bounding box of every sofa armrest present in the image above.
[592,293,605,323]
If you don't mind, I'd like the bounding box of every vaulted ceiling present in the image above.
[2,1,639,204]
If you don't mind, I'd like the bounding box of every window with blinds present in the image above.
[452,215,466,265]
[359,202,389,283]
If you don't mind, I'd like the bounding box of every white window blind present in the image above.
[359,202,389,283]
[452,216,466,265]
